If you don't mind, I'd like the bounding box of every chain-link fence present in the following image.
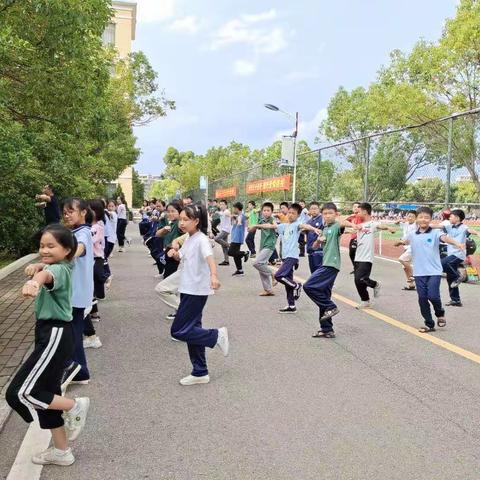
[204,109,480,214]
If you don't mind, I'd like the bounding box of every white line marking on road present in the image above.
[7,422,50,480]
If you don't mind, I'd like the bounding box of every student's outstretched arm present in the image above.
[467,228,480,236]
[377,224,397,234]
[299,223,322,235]
[440,234,465,250]
[22,269,54,298]
[253,223,277,230]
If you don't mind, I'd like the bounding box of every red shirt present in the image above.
[346,214,363,240]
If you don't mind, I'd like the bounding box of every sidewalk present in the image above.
[0,265,35,392]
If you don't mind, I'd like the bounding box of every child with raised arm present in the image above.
[398,207,465,333]
[440,209,480,307]
[253,203,321,314]
[6,225,89,466]
[168,204,229,385]
[354,202,396,309]
[394,211,418,291]
[304,203,355,338]
[251,202,278,296]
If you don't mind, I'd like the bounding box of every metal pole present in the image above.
[363,137,370,202]
[292,112,299,203]
[445,117,454,207]
[316,150,321,200]
[205,176,209,206]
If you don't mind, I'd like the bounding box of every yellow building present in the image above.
[103,1,137,207]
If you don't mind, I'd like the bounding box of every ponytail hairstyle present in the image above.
[88,199,106,223]
[183,203,208,235]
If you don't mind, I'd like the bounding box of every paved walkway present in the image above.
[1,227,480,479]
[0,265,35,391]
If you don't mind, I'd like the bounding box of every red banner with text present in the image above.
[215,186,238,199]
[246,175,291,195]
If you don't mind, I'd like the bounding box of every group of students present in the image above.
[205,198,477,338]
[9,187,477,468]
[6,195,128,467]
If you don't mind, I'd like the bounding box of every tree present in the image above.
[132,168,145,207]
[0,0,173,255]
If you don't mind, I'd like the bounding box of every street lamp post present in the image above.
[265,104,299,203]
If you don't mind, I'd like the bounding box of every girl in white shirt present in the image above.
[168,203,229,386]
[116,196,128,252]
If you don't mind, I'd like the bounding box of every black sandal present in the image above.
[402,285,416,291]
[312,331,336,338]
[437,317,447,328]
[418,327,436,333]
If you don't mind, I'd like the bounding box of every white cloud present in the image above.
[273,108,327,144]
[136,0,175,24]
[233,60,256,76]
[241,9,277,23]
[169,16,199,34]
[211,10,289,55]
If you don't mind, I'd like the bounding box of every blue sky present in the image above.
[133,0,458,174]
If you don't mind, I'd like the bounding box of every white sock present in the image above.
[54,447,69,456]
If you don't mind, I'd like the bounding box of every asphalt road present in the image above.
[2,227,480,480]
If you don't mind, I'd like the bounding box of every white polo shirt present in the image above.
[178,231,214,296]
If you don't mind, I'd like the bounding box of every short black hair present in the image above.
[40,224,78,261]
[416,206,433,218]
[262,202,274,211]
[167,201,183,214]
[248,200,256,207]
[219,199,228,205]
[451,209,465,221]
[322,202,338,212]
[309,201,320,208]
[280,202,289,208]
[359,202,372,215]
[233,202,243,211]
[183,203,208,235]
[289,203,302,215]
[62,197,88,213]
[353,202,360,207]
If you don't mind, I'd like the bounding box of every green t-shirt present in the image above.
[164,220,182,247]
[247,209,259,227]
[36,262,73,321]
[259,217,277,251]
[322,222,343,270]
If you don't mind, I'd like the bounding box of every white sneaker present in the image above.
[217,327,229,357]
[373,282,381,298]
[180,374,210,386]
[64,397,90,441]
[171,336,181,342]
[83,335,102,349]
[356,301,371,309]
[32,447,75,466]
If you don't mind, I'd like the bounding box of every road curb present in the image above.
[0,254,39,282]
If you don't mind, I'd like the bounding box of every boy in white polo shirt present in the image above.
[214,199,232,266]
[399,207,465,333]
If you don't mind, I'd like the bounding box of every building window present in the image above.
[102,22,116,47]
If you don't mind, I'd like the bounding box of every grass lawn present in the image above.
[0,256,15,269]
